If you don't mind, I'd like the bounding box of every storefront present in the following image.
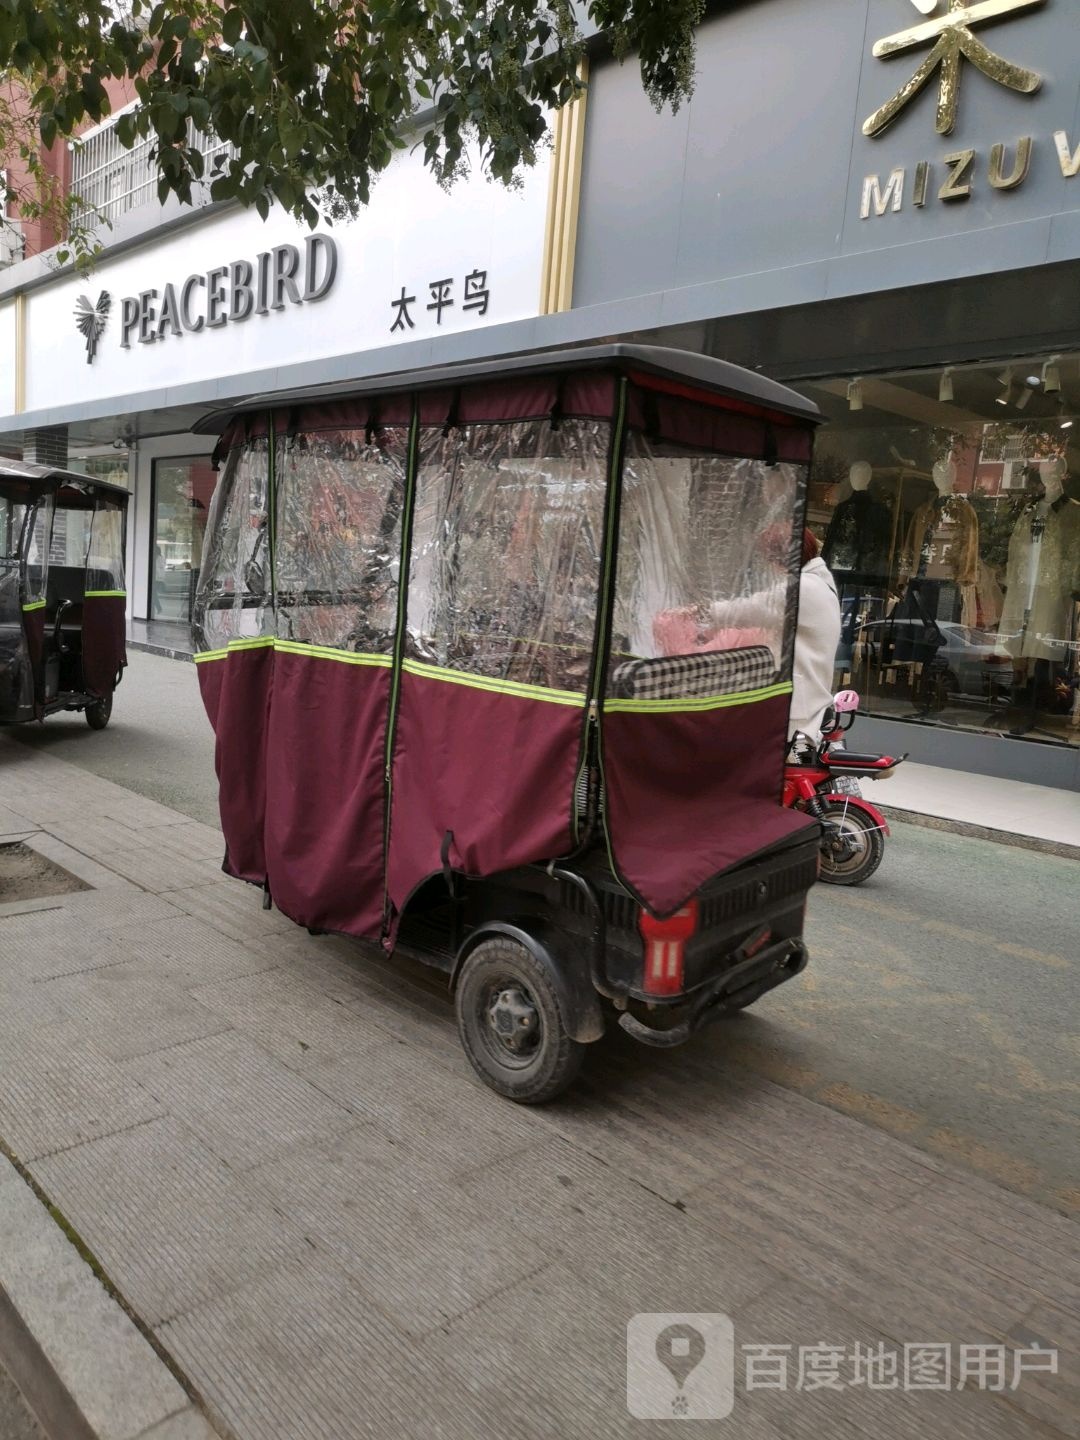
[1,0,1079,788]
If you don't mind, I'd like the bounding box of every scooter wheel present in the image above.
[816,799,884,886]
[455,938,585,1103]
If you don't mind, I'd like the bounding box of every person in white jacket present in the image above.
[789,529,842,744]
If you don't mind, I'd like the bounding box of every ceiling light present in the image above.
[938,368,954,403]
[1062,418,1075,430]
[1015,385,1034,410]
[847,379,863,412]
[1042,359,1061,393]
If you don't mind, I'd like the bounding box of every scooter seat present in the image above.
[826,751,890,766]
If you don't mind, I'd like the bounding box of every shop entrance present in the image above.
[150,456,217,624]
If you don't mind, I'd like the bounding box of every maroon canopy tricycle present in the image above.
[0,461,127,730]
[193,345,822,1101]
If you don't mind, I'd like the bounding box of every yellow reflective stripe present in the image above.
[274,639,392,668]
[193,636,273,664]
[21,600,46,612]
[84,589,127,599]
[604,681,792,715]
[193,636,392,669]
[403,657,585,707]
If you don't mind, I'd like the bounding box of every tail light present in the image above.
[639,900,698,996]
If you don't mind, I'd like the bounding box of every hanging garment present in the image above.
[822,491,893,575]
[900,494,979,627]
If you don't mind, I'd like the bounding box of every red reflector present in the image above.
[639,900,699,996]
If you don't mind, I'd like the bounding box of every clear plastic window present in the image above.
[86,502,125,590]
[609,435,805,700]
[24,498,53,604]
[407,418,610,690]
[274,428,408,652]
[193,441,272,651]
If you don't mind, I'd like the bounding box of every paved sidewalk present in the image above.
[880,761,1080,854]
[1,739,1077,1440]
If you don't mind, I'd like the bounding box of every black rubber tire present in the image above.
[816,798,885,886]
[455,938,586,1103]
[85,693,112,730]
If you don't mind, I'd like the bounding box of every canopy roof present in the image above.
[193,344,822,434]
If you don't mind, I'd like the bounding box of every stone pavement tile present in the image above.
[0,970,81,1034]
[121,1029,357,1172]
[0,801,36,839]
[681,1157,1038,1349]
[0,906,148,983]
[27,831,143,891]
[0,1018,165,1161]
[55,887,187,934]
[132,819,226,864]
[115,914,281,988]
[39,961,229,1060]
[87,846,224,895]
[135,1409,221,1440]
[1005,1303,1080,1439]
[188,964,397,1072]
[30,1117,313,1328]
[42,813,150,856]
[299,1039,548,1175]
[733,1279,1059,1440]
[0,1159,191,1440]
[246,1124,548,1338]
[890,1182,1080,1321]
[164,880,298,945]
[558,1035,943,1209]
[908,1173,1080,1275]
[425,1260,787,1440]
[457,1136,781,1320]
[159,1254,553,1440]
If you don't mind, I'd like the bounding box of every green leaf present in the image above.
[221,7,243,45]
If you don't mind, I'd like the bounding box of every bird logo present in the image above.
[74,291,111,364]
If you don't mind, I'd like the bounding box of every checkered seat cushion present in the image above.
[610,645,777,702]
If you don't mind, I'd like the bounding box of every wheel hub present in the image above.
[486,986,540,1055]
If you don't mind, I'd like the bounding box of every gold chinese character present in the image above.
[864,0,1045,138]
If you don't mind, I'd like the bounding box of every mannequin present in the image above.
[899,458,980,627]
[823,461,894,683]
[1001,455,1080,733]
[822,461,892,574]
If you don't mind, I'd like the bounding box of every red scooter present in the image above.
[783,690,905,885]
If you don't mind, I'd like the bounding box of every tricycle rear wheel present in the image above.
[85,694,112,730]
[455,938,585,1103]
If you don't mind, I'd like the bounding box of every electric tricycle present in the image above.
[0,461,127,729]
[193,345,823,1101]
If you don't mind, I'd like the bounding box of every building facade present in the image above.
[2,0,1080,788]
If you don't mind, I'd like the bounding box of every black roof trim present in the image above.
[193,343,821,434]
[0,458,130,500]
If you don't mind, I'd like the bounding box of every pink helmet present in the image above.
[833,688,860,713]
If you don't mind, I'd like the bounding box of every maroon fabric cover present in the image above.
[198,645,273,884]
[81,595,127,697]
[263,651,390,938]
[602,694,817,917]
[22,608,45,718]
[386,671,583,920]
[625,387,813,464]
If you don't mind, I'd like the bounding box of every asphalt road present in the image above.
[7,648,1079,1211]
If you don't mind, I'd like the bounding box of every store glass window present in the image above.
[800,356,1080,745]
[151,457,218,622]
